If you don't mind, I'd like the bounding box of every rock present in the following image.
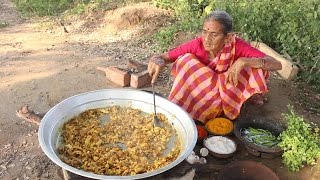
[0,165,7,170]
[199,157,207,164]
[97,66,130,87]
[43,172,49,178]
[21,139,27,146]
[4,143,11,148]
[200,148,209,157]
[130,70,151,88]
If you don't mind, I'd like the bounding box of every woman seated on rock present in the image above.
[148,10,282,124]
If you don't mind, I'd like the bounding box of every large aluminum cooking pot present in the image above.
[38,89,197,179]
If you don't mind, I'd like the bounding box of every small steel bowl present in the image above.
[203,136,237,158]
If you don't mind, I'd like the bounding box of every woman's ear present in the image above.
[224,33,234,44]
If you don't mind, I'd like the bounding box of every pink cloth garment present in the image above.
[167,36,269,123]
[168,36,266,66]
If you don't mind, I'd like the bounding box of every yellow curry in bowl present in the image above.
[205,117,234,136]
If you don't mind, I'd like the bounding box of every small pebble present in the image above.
[185,153,198,164]
[199,157,207,164]
[190,151,195,156]
[200,148,209,157]
[0,165,7,170]
[21,139,27,146]
[44,172,49,178]
[4,143,11,148]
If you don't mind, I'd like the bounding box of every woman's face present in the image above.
[201,20,229,53]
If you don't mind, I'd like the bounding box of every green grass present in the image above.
[14,0,74,16]
[153,17,201,52]
[13,0,151,17]
[0,21,9,28]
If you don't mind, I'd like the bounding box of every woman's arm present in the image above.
[239,55,282,71]
[227,55,282,86]
[148,37,202,83]
[150,53,172,66]
[147,52,172,83]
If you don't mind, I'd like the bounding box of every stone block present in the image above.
[97,66,130,87]
[130,70,151,88]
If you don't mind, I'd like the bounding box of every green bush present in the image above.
[152,0,205,51]
[13,0,114,16]
[278,105,320,171]
[153,17,201,52]
[0,21,9,28]
[14,0,76,16]
[152,0,320,92]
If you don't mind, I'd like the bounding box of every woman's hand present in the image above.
[226,56,282,86]
[226,59,247,86]
[148,56,165,84]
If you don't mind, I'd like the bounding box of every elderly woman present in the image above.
[148,10,282,124]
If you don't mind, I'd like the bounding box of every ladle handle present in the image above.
[151,83,157,116]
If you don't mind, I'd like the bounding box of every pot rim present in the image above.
[233,116,284,153]
[38,88,197,179]
[203,135,237,157]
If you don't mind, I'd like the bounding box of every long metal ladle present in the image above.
[151,83,161,127]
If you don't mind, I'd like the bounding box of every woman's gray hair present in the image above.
[204,10,233,34]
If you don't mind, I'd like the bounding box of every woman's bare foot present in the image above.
[16,105,43,126]
[248,94,267,107]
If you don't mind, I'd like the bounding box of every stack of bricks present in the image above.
[97,60,152,88]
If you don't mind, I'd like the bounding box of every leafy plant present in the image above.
[278,105,320,172]
[0,21,9,28]
[153,17,201,52]
[14,0,151,16]
[14,0,74,16]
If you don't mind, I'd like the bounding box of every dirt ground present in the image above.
[0,1,319,180]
